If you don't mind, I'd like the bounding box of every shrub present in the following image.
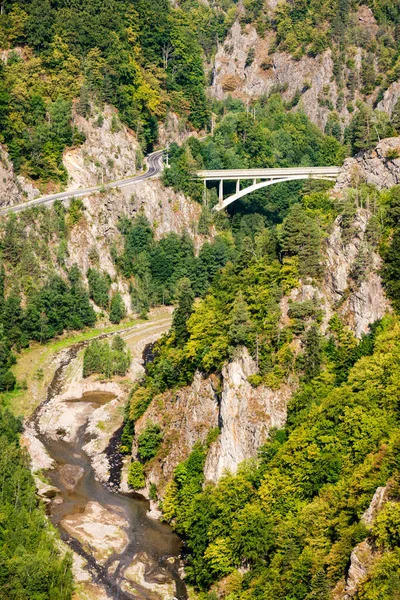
[137,423,163,462]
[128,462,145,489]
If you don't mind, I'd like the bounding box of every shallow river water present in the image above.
[34,346,187,600]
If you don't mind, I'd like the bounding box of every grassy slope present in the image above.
[4,307,172,418]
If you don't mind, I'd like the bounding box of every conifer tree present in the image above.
[228,291,253,346]
[109,293,126,324]
[303,325,322,381]
[172,277,195,345]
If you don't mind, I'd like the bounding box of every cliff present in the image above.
[335,137,400,190]
[64,104,141,190]
[133,348,289,497]
[211,10,400,131]
[0,145,39,207]
[333,487,389,599]
[133,141,399,498]
[0,103,207,315]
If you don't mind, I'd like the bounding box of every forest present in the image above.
[0,408,73,599]
[123,181,400,598]
[0,0,400,598]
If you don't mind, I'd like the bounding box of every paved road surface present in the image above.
[0,149,164,215]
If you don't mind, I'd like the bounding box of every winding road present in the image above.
[0,149,165,215]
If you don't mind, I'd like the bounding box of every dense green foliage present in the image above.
[127,461,145,490]
[83,335,131,378]
[109,292,127,324]
[162,318,400,597]
[0,0,213,184]
[137,423,163,462]
[116,213,234,313]
[87,268,111,310]
[123,181,400,598]
[0,407,73,599]
[133,184,340,398]
[382,187,400,311]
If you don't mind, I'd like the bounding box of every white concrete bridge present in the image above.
[196,167,342,211]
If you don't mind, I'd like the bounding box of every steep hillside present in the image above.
[121,137,400,599]
[210,1,400,139]
[1,2,400,600]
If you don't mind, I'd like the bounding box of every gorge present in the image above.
[0,2,400,600]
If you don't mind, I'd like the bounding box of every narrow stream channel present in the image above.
[30,343,187,600]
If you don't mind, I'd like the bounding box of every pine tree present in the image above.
[109,293,126,324]
[303,325,322,382]
[172,278,195,345]
[281,204,323,279]
[228,292,253,346]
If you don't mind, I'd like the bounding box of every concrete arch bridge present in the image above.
[196,167,342,211]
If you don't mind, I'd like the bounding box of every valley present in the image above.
[0,2,400,600]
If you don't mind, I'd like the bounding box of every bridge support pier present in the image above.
[219,180,223,203]
[236,179,240,194]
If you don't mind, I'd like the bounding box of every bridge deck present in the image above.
[197,167,341,180]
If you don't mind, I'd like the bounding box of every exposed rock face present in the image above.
[158,111,198,147]
[342,540,378,599]
[377,80,400,116]
[64,104,140,191]
[335,137,400,191]
[204,348,289,482]
[211,21,360,130]
[324,209,390,337]
[333,487,387,599]
[134,371,220,495]
[361,486,388,528]
[0,145,40,207]
[211,8,399,131]
[65,179,204,315]
[136,348,289,493]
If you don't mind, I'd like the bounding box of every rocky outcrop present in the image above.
[211,17,382,130]
[158,111,198,147]
[133,372,220,496]
[64,104,140,191]
[135,348,290,494]
[65,179,205,314]
[211,22,339,130]
[377,80,400,116]
[341,540,379,599]
[324,209,390,337]
[0,145,39,207]
[361,486,388,528]
[335,137,400,191]
[204,348,289,482]
[333,487,388,599]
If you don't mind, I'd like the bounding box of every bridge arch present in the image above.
[196,167,341,212]
[213,175,337,211]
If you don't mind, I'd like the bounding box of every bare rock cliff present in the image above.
[134,372,220,496]
[324,209,390,337]
[65,180,204,314]
[335,137,400,191]
[211,11,400,130]
[333,487,388,599]
[135,348,289,495]
[204,348,289,483]
[211,22,339,130]
[64,104,140,190]
[0,145,39,207]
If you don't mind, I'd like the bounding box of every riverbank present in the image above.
[15,307,188,600]
[5,307,172,418]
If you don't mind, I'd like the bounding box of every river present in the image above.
[26,322,187,600]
